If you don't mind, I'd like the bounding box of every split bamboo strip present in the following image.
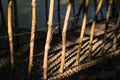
[113,13,120,51]
[102,0,113,54]
[28,0,36,80]
[8,0,14,80]
[43,0,54,79]
[59,0,73,73]
[57,0,61,34]
[76,0,89,65]
[89,0,103,60]
[13,0,19,45]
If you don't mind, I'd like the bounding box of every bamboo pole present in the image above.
[102,0,113,54]
[89,0,103,60]
[13,0,19,45]
[28,0,36,79]
[76,0,89,65]
[94,0,98,20]
[43,0,54,79]
[57,0,61,34]
[113,13,120,51]
[59,0,73,73]
[8,0,14,80]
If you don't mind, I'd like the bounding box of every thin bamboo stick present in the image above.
[59,0,73,73]
[89,0,103,60]
[57,0,61,34]
[43,0,54,79]
[76,0,89,65]
[102,0,113,54]
[28,0,36,79]
[8,0,14,80]
[113,13,120,51]
[94,0,98,20]
[13,0,19,45]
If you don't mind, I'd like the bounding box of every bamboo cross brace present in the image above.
[76,0,89,65]
[113,13,120,51]
[8,0,14,80]
[28,0,36,80]
[102,0,113,54]
[43,0,54,79]
[59,0,73,73]
[89,0,103,60]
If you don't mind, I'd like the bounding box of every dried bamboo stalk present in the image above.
[102,0,113,54]
[57,0,61,34]
[59,0,73,73]
[28,0,36,79]
[89,0,103,60]
[76,0,89,65]
[43,0,54,79]
[8,0,14,80]
[113,13,120,51]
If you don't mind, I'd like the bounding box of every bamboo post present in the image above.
[13,0,19,45]
[76,0,89,65]
[28,0,36,79]
[57,0,61,34]
[43,0,54,79]
[94,0,98,20]
[89,0,103,60]
[102,0,113,54]
[45,0,48,28]
[8,0,14,80]
[59,0,73,73]
[113,13,120,51]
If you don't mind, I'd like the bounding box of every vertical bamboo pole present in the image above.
[0,0,6,28]
[89,0,103,60]
[113,13,120,51]
[8,0,14,80]
[59,0,73,73]
[43,0,54,79]
[28,0,36,79]
[102,0,113,54]
[13,0,19,45]
[57,0,61,34]
[76,0,89,65]
[45,0,48,27]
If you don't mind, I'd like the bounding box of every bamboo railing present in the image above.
[28,0,36,79]
[43,0,54,79]
[0,0,120,80]
[8,0,14,79]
